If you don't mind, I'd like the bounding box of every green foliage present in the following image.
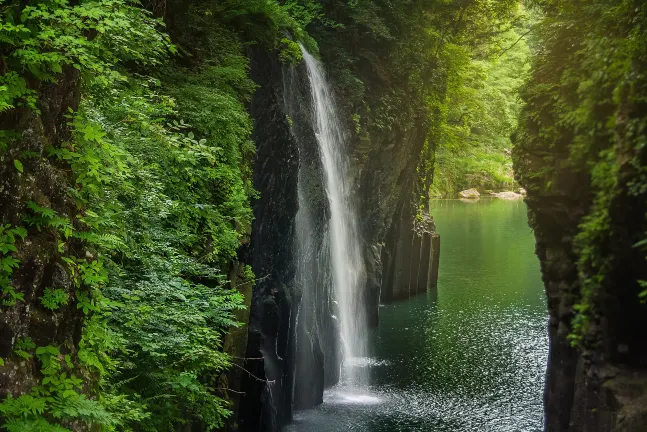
[178,0,318,55]
[32,2,264,427]
[0,344,116,431]
[25,201,73,239]
[32,64,251,427]
[279,38,303,64]
[0,0,172,111]
[41,288,69,311]
[0,0,268,430]
[13,337,36,360]
[430,9,532,197]
[0,224,27,306]
[514,0,647,347]
[281,0,338,29]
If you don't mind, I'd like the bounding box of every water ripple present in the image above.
[287,200,548,432]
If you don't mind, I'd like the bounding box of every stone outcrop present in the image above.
[491,191,524,200]
[515,158,647,431]
[459,188,481,199]
[351,122,441,319]
[381,209,440,302]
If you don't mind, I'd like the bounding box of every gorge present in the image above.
[237,35,441,431]
[1,1,647,432]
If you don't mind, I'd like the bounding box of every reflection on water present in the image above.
[286,199,548,432]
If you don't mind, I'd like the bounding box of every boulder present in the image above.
[492,191,524,200]
[459,188,481,199]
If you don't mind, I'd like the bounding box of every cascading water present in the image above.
[299,45,368,385]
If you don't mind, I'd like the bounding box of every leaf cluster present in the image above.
[513,0,647,347]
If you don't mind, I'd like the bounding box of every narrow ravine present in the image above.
[287,199,548,432]
[3,2,646,431]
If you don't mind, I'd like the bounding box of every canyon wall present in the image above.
[235,45,439,430]
[514,2,647,430]
[0,2,440,430]
[237,47,300,432]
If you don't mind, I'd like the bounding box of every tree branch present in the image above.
[230,362,275,385]
[498,29,532,58]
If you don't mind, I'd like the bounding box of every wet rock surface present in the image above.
[352,124,440,316]
[380,207,440,303]
[0,68,87,401]
[238,47,300,432]
[237,48,441,430]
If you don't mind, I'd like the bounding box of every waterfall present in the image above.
[299,45,368,385]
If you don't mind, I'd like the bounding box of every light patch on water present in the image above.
[326,391,383,406]
[286,200,548,432]
[344,357,391,368]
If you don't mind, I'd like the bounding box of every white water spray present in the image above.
[300,45,367,384]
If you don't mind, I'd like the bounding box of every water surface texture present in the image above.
[287,199,548,432]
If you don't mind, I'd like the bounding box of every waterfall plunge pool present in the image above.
[286,199,548,432]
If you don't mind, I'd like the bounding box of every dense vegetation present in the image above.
[0,0,312,430]
[431,17,532,197]
[0,0,529,430]
[514,0,647,348]
[3,0,645,430]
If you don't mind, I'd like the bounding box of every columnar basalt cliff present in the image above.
[237,47,301,432]
[514,2,647,430]
[381,210,440,303]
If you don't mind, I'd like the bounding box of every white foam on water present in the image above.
[344,357,390,368]
[324,387,384,406]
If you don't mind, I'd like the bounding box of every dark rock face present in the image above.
[380,204,439,303]
[0,68,86,399]
[524,192,589,432]
[238,49,440,430]
[514,26,647,429]
[352,125,440,313]
[519,172,647,432]
[282,65,342,410]
[238,52,344,430]
[237,47,300,432]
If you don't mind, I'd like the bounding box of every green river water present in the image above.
[287,198,548,432]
